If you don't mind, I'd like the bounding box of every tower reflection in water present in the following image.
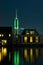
[23,48,40,63]
[0,47,11,62]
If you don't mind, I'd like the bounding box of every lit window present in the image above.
[2,40,7,45]
[0,34,4,37]
[9,34,11,37]
[30,31,34,35]
[30,36,33,43]
[0,34,1,37]
[35,36,39,43]
[26,31,29,35]
[26,32,29,35]
[1,34,4,37]
[24,36,28,43]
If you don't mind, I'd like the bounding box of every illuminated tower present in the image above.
[14,9,19,35]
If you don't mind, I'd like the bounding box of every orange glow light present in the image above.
[0,52,2,62]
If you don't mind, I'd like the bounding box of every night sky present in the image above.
[0,0,43,34]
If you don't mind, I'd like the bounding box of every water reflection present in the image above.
[9,52,11,61]
[35,48,39,58]
[0,47,7,62]
[30,48,33,62]
[24,49,29,61]
[0,47,11,62]
[0,51,2,62]
[23,48,42,63]
[0,47,43,64]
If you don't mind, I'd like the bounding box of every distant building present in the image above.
[40,35,43,43]
[22,29,39,35]
[21,29,40,43]
[0,27,12,64]
[0,27,12,46]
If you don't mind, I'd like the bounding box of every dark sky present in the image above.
[0,0,43,34]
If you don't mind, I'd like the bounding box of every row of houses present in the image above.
[0,27,43,46]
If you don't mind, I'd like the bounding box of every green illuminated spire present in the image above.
[14,51,19,65]
[14,9,19,35]
[14,9,19,29]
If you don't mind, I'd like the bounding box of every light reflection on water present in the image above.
[0,47,43,65]
[13,47,43,65]
[23,48,43,63]
[0,47,11,62]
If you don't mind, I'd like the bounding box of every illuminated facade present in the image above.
[0,27,12,46]
[0,27,12,65]
[22,29,40,43]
